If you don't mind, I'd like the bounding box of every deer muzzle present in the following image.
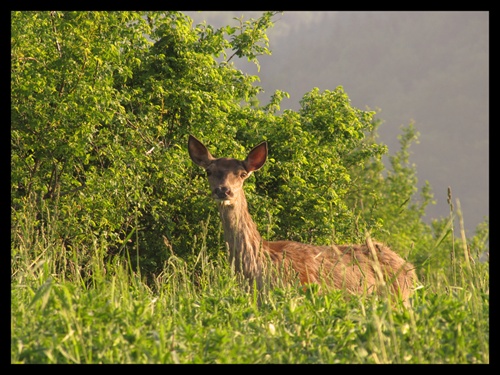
[214,186,232,200]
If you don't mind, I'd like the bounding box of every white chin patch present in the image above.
[216,199,232,206]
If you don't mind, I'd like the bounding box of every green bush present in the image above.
[12,11,488,282]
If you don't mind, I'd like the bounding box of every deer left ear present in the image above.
[188,135,215,168]
[244,141,267,172]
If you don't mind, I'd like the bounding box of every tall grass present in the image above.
[11,194,489,364]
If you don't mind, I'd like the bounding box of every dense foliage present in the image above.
[11,11,488,364]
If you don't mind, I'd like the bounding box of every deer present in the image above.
[188,134,417,306]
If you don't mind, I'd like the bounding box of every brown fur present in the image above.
[188,135,417,305]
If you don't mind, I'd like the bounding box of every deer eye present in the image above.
[240,172,248,178]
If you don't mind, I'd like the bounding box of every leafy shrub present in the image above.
[11,11,488,283]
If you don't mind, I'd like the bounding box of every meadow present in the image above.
[11,197,489,364]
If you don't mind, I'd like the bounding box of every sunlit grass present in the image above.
[11,195,488,364]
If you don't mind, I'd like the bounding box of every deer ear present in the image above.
[244,141,267,172]
[188,135,214,168]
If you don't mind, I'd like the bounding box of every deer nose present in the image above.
[214,186,231,199]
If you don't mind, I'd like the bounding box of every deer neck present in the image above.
[217,192,264,284]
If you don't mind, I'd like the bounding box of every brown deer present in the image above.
[188,135,417,306]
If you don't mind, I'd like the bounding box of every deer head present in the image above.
[188,135,268,206]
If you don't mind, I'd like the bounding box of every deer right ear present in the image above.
[188,135,214,168]
[244,141,268,172]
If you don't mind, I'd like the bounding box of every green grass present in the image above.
[11,200,489,364]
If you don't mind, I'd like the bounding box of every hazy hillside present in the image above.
[185,11,489,235]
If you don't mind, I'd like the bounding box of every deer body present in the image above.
[188,135,416,304]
